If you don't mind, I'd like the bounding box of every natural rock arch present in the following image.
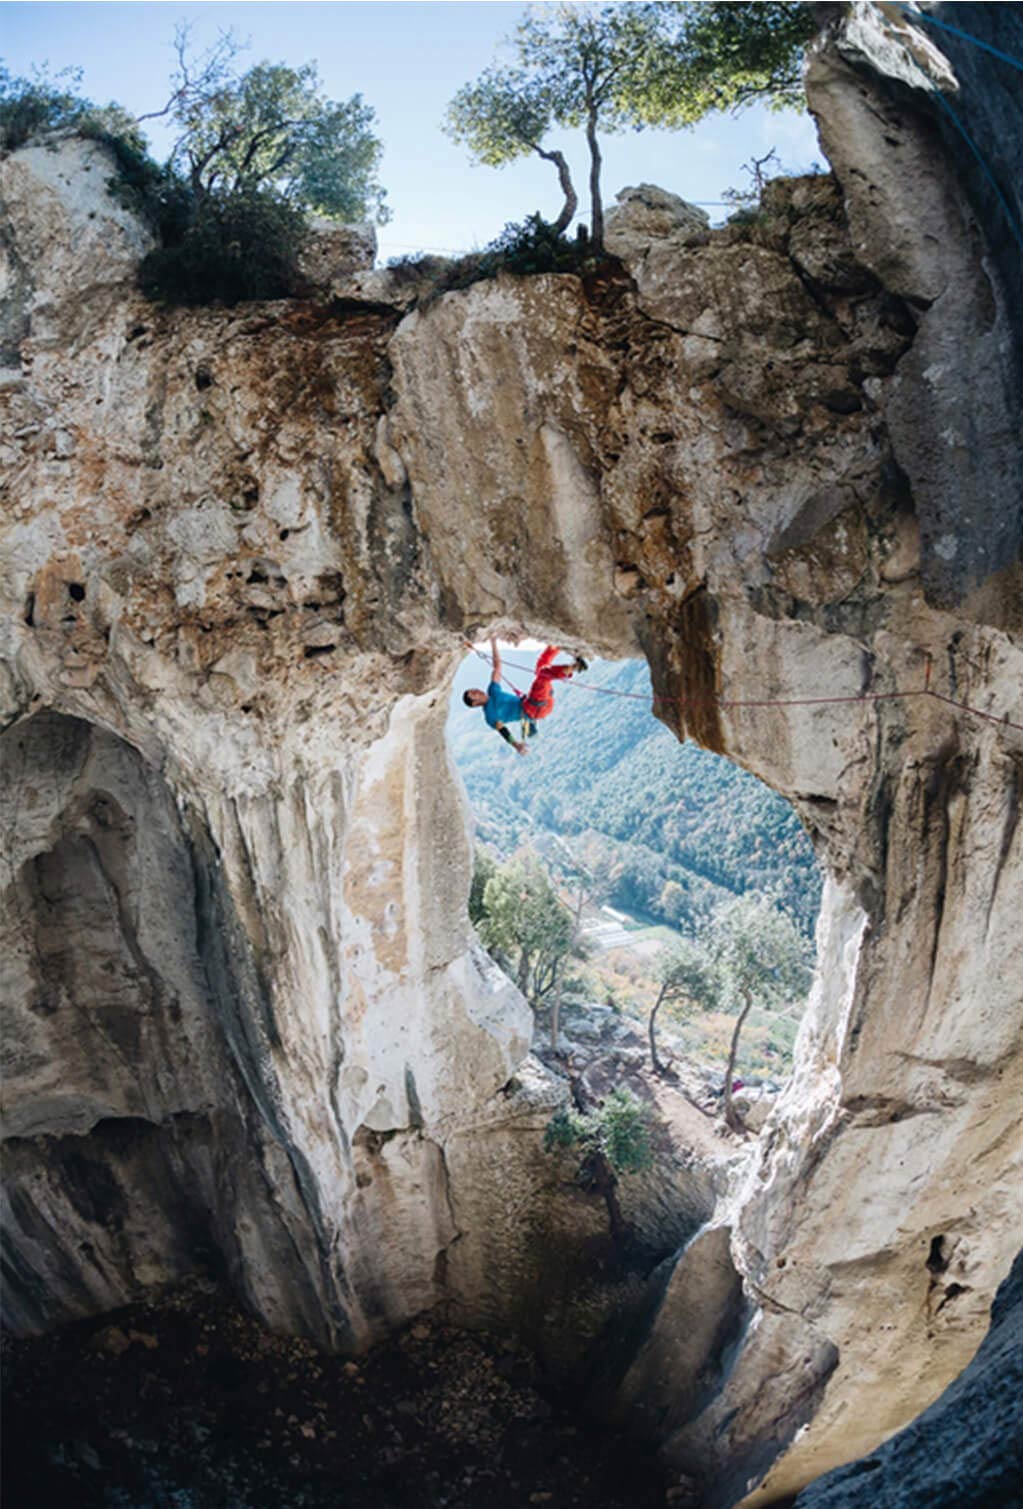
[1,8,1021,1504]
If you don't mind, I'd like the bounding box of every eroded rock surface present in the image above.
[1,6,1021,1505]
[794,1245,1023,1509]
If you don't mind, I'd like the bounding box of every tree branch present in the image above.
[534,144,578,234]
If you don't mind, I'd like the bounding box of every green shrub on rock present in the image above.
[138,188,310,305]
[545,1087,654,1249]
[388,213,611,310]
[485,214,595,277]
[0,64,141,151]
[545,1086,653,1176]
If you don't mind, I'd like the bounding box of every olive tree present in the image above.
[638,1,816,125]
[159,40,388,222]
[4,31,389,305]
[145,46,388,303]
[444,69,578,235]
[645,896,811,1132]
[648,937,717,1077]
[447,2,676,249]
[445,1,815,251]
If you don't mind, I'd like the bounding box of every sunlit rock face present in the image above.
[1,6,1021,1504]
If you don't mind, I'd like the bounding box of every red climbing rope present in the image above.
[460,640,1023,737]
[924,689,1023,733]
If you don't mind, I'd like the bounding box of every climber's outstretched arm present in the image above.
[490,637,502,681]
[495,722,527,757]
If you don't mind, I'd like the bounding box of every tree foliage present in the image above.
[637,1,816,126]
[447,3,673,248]
[3,32,389,306]
[647,936,718,1074]
[166,53,388,222]
[136,37,388,304]
[468,847,499,927]
[643,894,811,1115]
[657,936,720,1004]
[474,850,576,1005]
[545,1086,653,1246]
[651,929,718,1074]
[446,69,553,170]
[0,63,141,151]
[711,891,812,1011]
[446,62,583,235]
[445,1,814,250]
[545,1086,653,1175]
[705,892,812,1129]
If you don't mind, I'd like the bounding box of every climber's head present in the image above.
[463,688,488,708]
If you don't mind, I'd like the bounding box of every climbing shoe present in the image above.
[573,654,588,673]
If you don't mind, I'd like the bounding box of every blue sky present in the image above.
[2,2,823,258]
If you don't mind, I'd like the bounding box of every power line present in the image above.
[377,241,469,257]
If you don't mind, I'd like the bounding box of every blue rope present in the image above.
[928,87,1023,256]
[893,3,1023,73]
[885,4,1023,256]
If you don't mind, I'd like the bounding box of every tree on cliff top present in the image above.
[155,31,388,223]
[2,37,388,222]
[145,38,388,301]
[445,68,579,236]
[2,31,389,304]
[447,3,672,250]
[444,1,816,251]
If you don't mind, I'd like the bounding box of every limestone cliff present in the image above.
[2,5,1021,1504]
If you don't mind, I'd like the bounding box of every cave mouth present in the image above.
[447,640,823,1115]
[0,673,826,1507]
[0,705,671,1508]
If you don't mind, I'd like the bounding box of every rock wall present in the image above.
[1,6,1021,1503]
[793,1244,1023,1509]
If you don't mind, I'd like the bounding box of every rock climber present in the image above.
[462,638,587,755]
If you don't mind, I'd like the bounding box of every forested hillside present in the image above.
[448,650,822,937]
